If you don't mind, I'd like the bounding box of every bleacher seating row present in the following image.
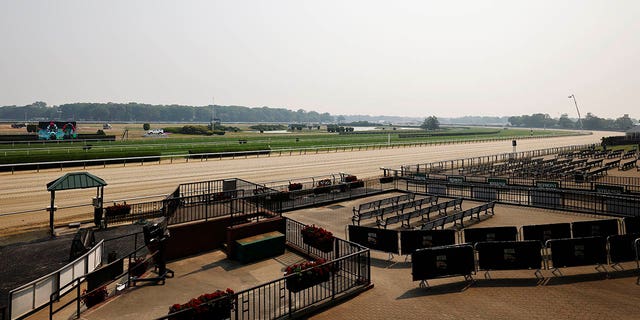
[458,148,634,180]
[620,159,637,171]
[352,193,430,225]
[375,196,439,229]
[352,193,415,216]
[420,202,494,230]
[606,150,623,159]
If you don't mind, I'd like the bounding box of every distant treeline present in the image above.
[508,113,636,131]
[0,102,334,123]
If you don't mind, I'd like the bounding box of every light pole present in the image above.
[568,94,583,130]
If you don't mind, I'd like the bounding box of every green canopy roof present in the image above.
[46,172,107,191]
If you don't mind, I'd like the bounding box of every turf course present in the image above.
[0,126,577,165]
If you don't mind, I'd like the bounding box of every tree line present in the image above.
[0,102,334,123]
[508,113,636,131]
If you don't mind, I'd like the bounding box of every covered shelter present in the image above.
[46,172,107,236]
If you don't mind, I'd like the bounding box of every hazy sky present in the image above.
[1,1,638,118]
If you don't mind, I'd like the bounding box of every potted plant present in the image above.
[285,259,335,292]
[301,225,334,252]
[314,179,332,194]
[168,288,235,320]
[105,203,131,217]
[82,286,108,308]
[344,175,358,182]
[288,182,303,191]
[128,256,148,278]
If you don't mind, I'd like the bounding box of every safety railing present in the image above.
[7,240,103,320]
[49,243,154,320]
[401,178,640,217]
[156,218,371,320]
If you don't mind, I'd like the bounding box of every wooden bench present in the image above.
[420,202,493,230]
[604,159,620,169]
[351,193,416,225]
[620,159,637,171]
[235,231,285,263]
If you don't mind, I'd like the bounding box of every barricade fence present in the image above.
[411,235,640,286]
[8,241,104,320]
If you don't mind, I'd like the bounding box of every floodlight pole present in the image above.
[568,94,583,130]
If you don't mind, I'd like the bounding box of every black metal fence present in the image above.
[157,218,371,320]
[175,178,267,198]
[401,178,640,217]
[400,144,592,175]
[415,173,640,195]
[166,192,268,225]
[279,177,394,211]
[104,175,396,229]
[104,200,166,226]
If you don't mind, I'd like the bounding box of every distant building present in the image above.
[625,126,640,139]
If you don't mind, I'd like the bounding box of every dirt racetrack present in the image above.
[0,131,618,238]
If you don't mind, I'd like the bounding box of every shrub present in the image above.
[105,203,131,217]
[344,175,358,182]
[82,286,108,308]
[168,288,235,320]
[128,257,148,277]
[143,123,151,130]
[288,182,303,191]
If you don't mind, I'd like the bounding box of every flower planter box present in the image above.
[168,290,234,320]
[129,258,148,278]
[82,286,107,308]
[286,272,331,292]
[105,204,131,217]
[313,186,332,194]
[288,183,303,191]
[344,175,358,182]
[302,235,334,253]
[301,225,335,253]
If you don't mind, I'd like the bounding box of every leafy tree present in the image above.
[582,113,608,130]
[558,114,575,129]
[613,114,634,131]
[143,123,151,130]
[421,116,440,130]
